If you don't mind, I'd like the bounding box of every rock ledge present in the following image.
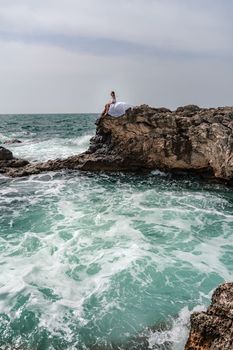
[185,282,233,350]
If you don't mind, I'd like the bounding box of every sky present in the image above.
[0,0,233,113]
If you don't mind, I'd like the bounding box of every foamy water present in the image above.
[0,114,232,349]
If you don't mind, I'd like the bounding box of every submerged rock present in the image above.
[2,104,233,182]
[185,282,233,350]
[3,139,22,144]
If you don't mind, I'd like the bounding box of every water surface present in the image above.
[0,114,232,349]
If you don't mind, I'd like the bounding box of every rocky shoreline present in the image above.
[1,104,233,182]
[185,282,233,350]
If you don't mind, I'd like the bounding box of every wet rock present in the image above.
[185,282,233,350]
[0,146,13,160]
[0,146,29,173]
[0,158,29,173]
[3,139,22,144]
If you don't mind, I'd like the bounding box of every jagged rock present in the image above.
[3,139,22,144]
[2,105,233,182]
[185,282,233,350]
[176,104,201,113]
[0,158,29,173]
[0,146,13,160]
[83,104,233,181]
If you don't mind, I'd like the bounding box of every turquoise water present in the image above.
[0,114,233,350]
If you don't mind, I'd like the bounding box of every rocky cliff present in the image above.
[185,282,233,350]
[1,104,233,181]
[84,104,233,180]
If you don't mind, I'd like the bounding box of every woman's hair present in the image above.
[111,91,115,96]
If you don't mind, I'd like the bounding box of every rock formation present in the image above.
[83,104,233,180]
[185,282,233,350]
[0,146,13,160]
[0,146,29,174]
[1,104,233,181]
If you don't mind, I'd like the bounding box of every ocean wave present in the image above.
[5,134,93,162]
[148,305,206,350]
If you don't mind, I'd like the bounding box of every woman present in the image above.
[101,91,116,116]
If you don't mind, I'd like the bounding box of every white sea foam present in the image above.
[0,167,233,348]
[151,170,169,177]
[0,132,8,142]
[5,134,93,162]
[148,305,206,349]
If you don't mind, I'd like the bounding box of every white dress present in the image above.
[108,102,132,117]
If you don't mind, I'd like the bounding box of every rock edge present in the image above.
[185,282,233,350]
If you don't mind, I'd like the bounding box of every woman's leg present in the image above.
[105,103,111,115]
[101,104,110,116]
[101,104,107,116]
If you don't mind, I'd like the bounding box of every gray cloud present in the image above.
[2,29,231,60]
[0,0,232,113]
[1,0,232,56]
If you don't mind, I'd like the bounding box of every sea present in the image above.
[0,114,232,350]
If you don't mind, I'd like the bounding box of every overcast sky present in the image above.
[0,0,232,113]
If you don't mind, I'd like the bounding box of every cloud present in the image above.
[0,0,232,58]
[0,0,232,113]
[1,30,230,60]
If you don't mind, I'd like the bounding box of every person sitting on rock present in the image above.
[101,91,116,116]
